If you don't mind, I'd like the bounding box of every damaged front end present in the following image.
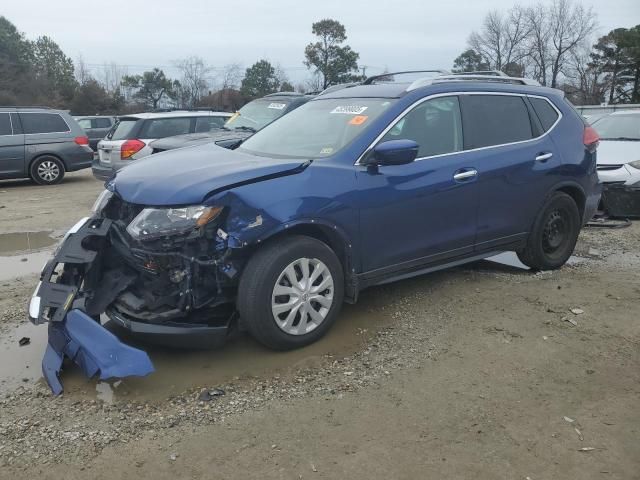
[29,191,247,394]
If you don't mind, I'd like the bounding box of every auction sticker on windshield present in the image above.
[268,103,287,110]
[349,115,368,125]
[331,105,368,115]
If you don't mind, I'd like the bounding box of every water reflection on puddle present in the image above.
[0,231,57,281]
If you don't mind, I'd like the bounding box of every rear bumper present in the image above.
[92,158,114,180]
[65,146,94,172]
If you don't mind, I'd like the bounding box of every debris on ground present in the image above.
[578,447,596,452]
[570,308,585,315]
[18,337,30,346]
[575,427,584,441]
[563,416,575,423]
[198,388,225,401]
[563,316,578,326]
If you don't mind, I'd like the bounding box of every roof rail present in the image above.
[264,91,304,97]
[451,70,508,77]
[317,82,360,96]
[407,74,541,91]
[363,70,451,85]
[0,105,53,109]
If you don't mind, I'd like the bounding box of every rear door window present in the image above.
[107,118,139,140]
[0,113,12,135]
[141,118,192,138]
[460,95,533,150]
[20,113,69,134]
[529,97,559,131]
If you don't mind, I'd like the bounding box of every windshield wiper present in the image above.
[600,137,640,141]
[234,126,257,133]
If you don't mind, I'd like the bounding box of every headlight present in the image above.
[92,189,113,215]
[126,205,223,240]
[628,160,640,170]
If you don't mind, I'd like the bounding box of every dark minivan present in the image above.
[0,107,93,184]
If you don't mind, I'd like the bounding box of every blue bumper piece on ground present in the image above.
[43,309,155,395]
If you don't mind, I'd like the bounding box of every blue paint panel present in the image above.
[42,310,154,395]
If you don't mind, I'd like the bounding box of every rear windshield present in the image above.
[107,118,139,140]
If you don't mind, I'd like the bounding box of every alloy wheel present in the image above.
[37,160,60,183]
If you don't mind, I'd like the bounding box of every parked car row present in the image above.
[30,70,604,393]
[74,116,116,150]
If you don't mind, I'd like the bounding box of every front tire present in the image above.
[30,156,65,185]
[237,235,344,350]
[517,192,581,270]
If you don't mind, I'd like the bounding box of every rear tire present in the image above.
[517,192,581,270]
[237,235,344,350]
[30,156,65,185]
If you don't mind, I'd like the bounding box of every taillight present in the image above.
[583,126,599,152]
[121,139,146,159]
[74,136,89,146]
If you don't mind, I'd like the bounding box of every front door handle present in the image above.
[453,169,478,181]
[535,152,553,162]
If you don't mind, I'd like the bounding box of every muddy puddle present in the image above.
[0,231,57,281]
[0,288,396,402]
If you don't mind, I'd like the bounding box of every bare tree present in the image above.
[525,3,553,85]
[74,55,91,85]
[219,62,243,90]
[98,62,128,95]
[174,56,210,108]
[546,0,597,87]
[468,6,530,73]
[563,44,607,104]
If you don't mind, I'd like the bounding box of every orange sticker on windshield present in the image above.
[349,115,368,125]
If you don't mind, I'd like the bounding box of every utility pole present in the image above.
[361,65,367,78]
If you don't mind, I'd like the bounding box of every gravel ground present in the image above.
[0,171,638,479]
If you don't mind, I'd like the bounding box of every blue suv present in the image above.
[29,71,601,393]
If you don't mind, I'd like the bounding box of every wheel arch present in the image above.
[554,182,586,220]
[253,220,358,302]
[29,152,67,172]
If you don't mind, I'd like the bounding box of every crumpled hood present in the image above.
[150,129,253,151]
[113,144,309,206]
[597,140,640,165]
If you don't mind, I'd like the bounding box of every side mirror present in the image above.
[365,139,419,166]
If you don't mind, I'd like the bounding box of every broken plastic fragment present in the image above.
[42,309,154,395]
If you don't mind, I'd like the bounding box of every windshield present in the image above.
[225,99,291,131]
[107,118,138,140]
[238,98,395,159]
[593,114,640,140]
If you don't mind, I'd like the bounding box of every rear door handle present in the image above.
[453,169,478,181]
[535,152,553,162]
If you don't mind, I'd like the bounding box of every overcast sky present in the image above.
[3,0,639,85]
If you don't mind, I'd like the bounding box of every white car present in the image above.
[593,110,640,216]
[92,110,232,180]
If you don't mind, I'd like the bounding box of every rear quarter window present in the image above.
[529,97,560,131]
[20,113,69,134]
[460,95,533,149]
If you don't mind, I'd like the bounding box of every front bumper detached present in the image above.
[29,217,154,395]
[601,182,640,218]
